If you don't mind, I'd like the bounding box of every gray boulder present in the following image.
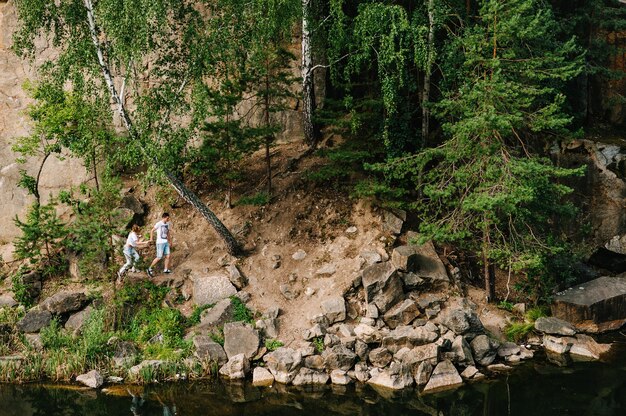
[368,347,392,368]
[76,370,103,389]
[322,344,357,371]
[355,340,370,361]
[320,297,346,324]
[354,362,370,383]
[400,272,425,290]
[65,306,92,334]
[252,367,275,387]
[200,298,233,327]
[304,355,325,370]
[302,324,325,341]
[383,210,405,235]
[129,360,164,377]
[382,325,439,353]
[460,365,480,379]
[497,342,521,358]
[383,299,420,329]
[543,335,572,354]
[219,353,250,379]
[223,322,259,360]
[263,347,303,384]
[17,310,52,333]
[448,335,475,366]
[442,308,484,336]
[360,250,382,266]
[534,317,577,336]
[330,369,352,385]
[368,362,414,390]
[569,334,611,360]
[40,291,87,315]
[361,262,404,313]
[292,368,329,385]
[470,335,499,366]
[193,335,228,365]
[354,323,381,343]
[226,264,247,289]
[256,318,278,338]
[0,294,17,308]
[401,343,440,367]
[193,275,237,306]
[423,360,462,392]
[391,245,420,272]
[414,361,433,386]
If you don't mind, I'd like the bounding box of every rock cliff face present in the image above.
[0,0,89,256]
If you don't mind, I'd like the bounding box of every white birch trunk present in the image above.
[302,0,316,147]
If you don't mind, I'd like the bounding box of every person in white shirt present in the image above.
[118,224,150,280]
[148,212,173,277]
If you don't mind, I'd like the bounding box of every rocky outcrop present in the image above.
[383,299,419,329]
[193,275,237,306]
[252,367,274,387]
[361,262,404,313]
[76,370,103,389]
[552,276,626,333]
[199,299,233,327]
[223,322,259,360]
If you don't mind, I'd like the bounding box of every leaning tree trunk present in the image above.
[84,0,240,254]
[302,0,316,148]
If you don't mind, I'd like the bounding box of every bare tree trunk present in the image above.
[83,0,239,254]
[34,152,51,205]
[302,0,316,147]
[482,216,494,302]
[421,0,436,146]
[264,64,273,198]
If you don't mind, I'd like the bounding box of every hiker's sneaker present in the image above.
[164,269,172,274]
[147,268,154,278]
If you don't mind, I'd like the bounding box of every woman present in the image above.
[118,224,150,280]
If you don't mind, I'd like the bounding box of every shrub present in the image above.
[265,339,284,351]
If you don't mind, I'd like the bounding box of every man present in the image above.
[148,212,173,277]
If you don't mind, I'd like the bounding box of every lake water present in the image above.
[1,336,624,416]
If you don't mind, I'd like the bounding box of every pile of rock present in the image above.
[535,317,612,361]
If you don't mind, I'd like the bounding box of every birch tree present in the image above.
[13,0,241,254]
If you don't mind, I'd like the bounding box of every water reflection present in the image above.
[0,343,624,416]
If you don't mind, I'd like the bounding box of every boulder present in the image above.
[297,342,316,357]
[200,299,234,327]
[65,306,92,334]
[382,210,405,235]
[320,297,346,324]
[366,304,379,319]
[368,347,392,368]
[354,323,381,344]
[400,343,439,367]
[292,368,329,385]
[355,340,370,361]
[448,335,474,366]
[303,324,326,341]
[400,273,425,290]
[252,367,275,387]
[75,370,103,389]
[414,361,433,386]
[322,344,357,371]
[193,335,228,365]
[497,342,521,358]
[219,354,250,379]
[534,317,577,336]
[360,250,382,266]
[112,341,139,368]
[382,325,439,353]
[391,246,421,272]
[552,276,626,333]
[15,271,42,300]
[383,299,420,329]
[17,310,52,333]
[223,322,259,360]
[368,362,414,390]
[423,360,463,392]
[361,262,404,313]
[256,318,278,338]
[129,360,164,377]
[24,334,43,352]
[304,355,325,370]
[263,347,303,384]
[460,365,479,380]
[354,362,370,383]
[470,335,498,366]
[543,335,572,355]
[569,334,612,360]
[40,291,87,315]
[442,308,484,336]
[193,275,237,306]
[226,265,247,290]
[330,369,352,385]
[0,293,17,308]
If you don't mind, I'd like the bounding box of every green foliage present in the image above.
[504,322,535,342]
[237,192,270,207]
[265,339,284,352]
[13,201,68,278]
[230,296,254,324]
[187,304,214,327]
[313,336,324,353]
[10,267,33,308]
[525,306,549,322]
[129,308,189,359]
[209,328,225,346]
[498,301,514,312]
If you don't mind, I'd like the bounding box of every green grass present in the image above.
[237,192,270,206]
[498,300,514,312]
[187,304,214,326]
[230,296,255,324]
[313,336,324,353]
[503,305,549,342]
[265,339,284,351]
